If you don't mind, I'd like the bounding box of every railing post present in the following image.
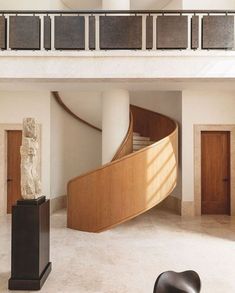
[187,14,192,50]
[142,14,147,51]
[152,15,157,51]
[6,14,11,50]
[40,15,45,51]
[95,15,100,51]
[85,15,90,51]
[233,14,235,50]
[51,14,55,51]
[198,14,203,50]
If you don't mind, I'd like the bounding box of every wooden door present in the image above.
[7,130,22,214]
[201,131,230,215]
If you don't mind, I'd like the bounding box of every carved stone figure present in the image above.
[20,118,42,200]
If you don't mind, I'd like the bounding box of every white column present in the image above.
[102,0,130,10]
[102,89,130,164]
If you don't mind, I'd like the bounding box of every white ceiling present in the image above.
[61,0,172,10]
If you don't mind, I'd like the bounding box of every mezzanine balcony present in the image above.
[0,10,235,83]
[0,10,235,51]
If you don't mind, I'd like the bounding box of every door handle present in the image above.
[7,178,13,183]
[222,178,229,182]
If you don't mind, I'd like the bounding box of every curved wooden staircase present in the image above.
[53,92,178,233]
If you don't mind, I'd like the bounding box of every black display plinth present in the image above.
[9,196,52,291]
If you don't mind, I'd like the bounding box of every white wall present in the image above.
[164,0,182,9]
[0,91,102,201]
[102,89,130,164]
[130,91,182,199]
[1,0,233,12]
[0,0,65,9]
[183,0,235,9]
[61,0,100,9]
[102,0,130,10]
[182,90,235,202]
[59,91,102,129]
[61,0,178,10]
[131,0,172,10]
[0,91,51,196]
[50,95,102,198]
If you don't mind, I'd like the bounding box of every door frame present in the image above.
[0,124,41,216]
[194,125,235,216]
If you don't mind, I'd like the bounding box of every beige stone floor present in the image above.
[1,208,235,293]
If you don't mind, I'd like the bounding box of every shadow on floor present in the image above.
[111,206,235,242]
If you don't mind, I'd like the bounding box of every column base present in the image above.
[8,196,51,291]
[9,262,52,291]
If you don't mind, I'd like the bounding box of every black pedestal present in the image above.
[9,196,52,291]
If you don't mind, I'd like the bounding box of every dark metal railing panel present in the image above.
[202,16,234,49]
[0,16,6,49]
[191,16,199,49]
[44,16,51,50]
[157,16,188,49]
[100,16,142,49]
[9,16,40,50]
[146,16,153,49]
[0,10,234,52]
[54,16,85,50]
[89,16,95,50]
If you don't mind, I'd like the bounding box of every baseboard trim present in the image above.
[158,196,181,215]
[181,201,195,217]
[158,196,195,217]
[50,195,67,214]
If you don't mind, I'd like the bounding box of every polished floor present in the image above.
[1,208,235,293]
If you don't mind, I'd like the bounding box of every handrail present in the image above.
[52,91,102,132]
[111,112,133,161]
[67,106,178,232]
[0,10,235,14]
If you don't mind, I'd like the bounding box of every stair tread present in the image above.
[133,140,153,144]
[133,136,150,141]
[133,145,148,150]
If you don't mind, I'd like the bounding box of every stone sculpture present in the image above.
[20,118,42,200]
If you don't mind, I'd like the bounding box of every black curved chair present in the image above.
[153,270,201,293]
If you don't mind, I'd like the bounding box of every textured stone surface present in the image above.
[89,16,95,50]
[1,208,235,292]
[191,16,199,49]
[202,16,234,49]
[20,118,42,200]
[0,16,6,50]
[9,16,40,50]
[157,16,188,49]
[146,16,153,49]
[44,16,51,50]
[54,16,85,50]
[100,16,142,49]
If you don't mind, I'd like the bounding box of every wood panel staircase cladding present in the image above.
[67,104,178,233]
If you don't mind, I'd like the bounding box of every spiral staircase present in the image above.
[53,92,178,233]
